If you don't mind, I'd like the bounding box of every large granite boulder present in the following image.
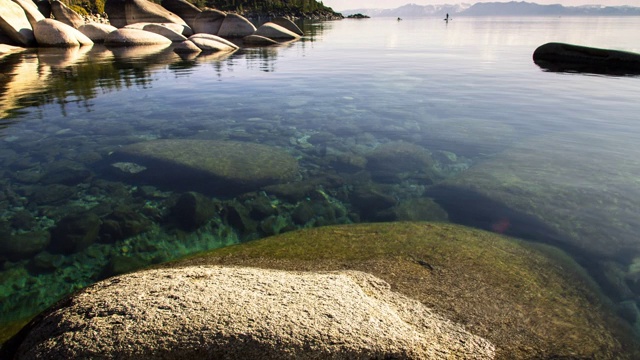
[191,8,225,35]
[271,17,303,36]
[33,19,93,47]
[4,266,495,359]
[172,39,200,54]
[104,28,172,46]
[160,222,635,359]
[243,34,279,46]
[160,0,201,29]
[533,42,640,75]
[188,33,238,52]
[217,13,256,38]
[35,0,51,18]
[105,0,188,29]
[50,0,85,29]
[12,0,45,28]
[140,23,187,42]
[254,22,301,40]
[113,140,297,194]
[78,23,117,43]
[0,0,36,46]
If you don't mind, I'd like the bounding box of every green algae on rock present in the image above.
[170,222,634,360]
[113,140,299,195]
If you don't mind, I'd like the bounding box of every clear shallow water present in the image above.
[1,17,640,341]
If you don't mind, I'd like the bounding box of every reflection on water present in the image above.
[1,17,640,351]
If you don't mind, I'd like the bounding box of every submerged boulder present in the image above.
[6,266,495,359]
[0,0,37,46]
[114,140,298,194]
[50,0,85,29]
[533,42,640,75]
[366,141,434,183]
[33,19,93,47]
[164,222,635,359]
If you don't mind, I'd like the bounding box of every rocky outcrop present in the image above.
[12,0,45,28]
[0,0,37,46]
[192,8,226,35]
[172,38,200,53]
[139,23,187,42]
[33,19,93,47]
[104,28,172,46]
[217,13,256,38]
[160,222,634,359]
[114,139,297,194]
[533,42,640,75]
[50,0,85,29]
[105,0,188,29]
[7,266,496,359]
[254,22,301,40]
[161,0,201,29]
[243,34,279,46]
[78,23,117,43]
[186,33,238,52]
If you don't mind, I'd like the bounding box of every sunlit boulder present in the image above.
[12,0,45,28]
[78,23,118,43]
[217,13,256,38]
[161,0,201,30]
[104,28,172,46]
[141,23,187,42]
[188,33,238,52]
[0,0,37,47]
[50,0,85,29]
[33,19,93,47]
[254,22,301,40]
[192,8,226,35]
[271,17,303,36]
[173,39,200,54]
[6,265,496,359]
[105,0,188,29]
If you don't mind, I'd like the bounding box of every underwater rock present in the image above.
[169,192,216,231]
[162,222,635,359]
[5,266,496,359]
[365,141,434,183]
[111,161,147,174]
[30,184,76,206]
[101,255,150,278]
[221,200,256,239]
[0,231,50,261]
[10,210,36,230]
[99,206,153,242]
[421,118,515,157]
[48,213,101,254]
[350,184,397,221]
[393,197,449,222]
[429,132,640,262]
[114,140,298,195]
[41,161,92,186]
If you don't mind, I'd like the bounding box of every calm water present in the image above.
[1,17,640,341]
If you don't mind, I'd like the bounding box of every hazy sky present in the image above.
[322,0,640,11]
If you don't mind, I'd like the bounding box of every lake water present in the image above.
[1,16,640,345]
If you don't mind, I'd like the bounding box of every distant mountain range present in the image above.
[341,1,640,17]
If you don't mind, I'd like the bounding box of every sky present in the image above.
[322,0,640,11]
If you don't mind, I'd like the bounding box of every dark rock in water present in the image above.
[30,184,76,205]
[41,161,91,186]
[113,140,298,196]
[169,192,216,231]
[27,251,65,274]
[221,200,256,238]
[99,206,153,242]
[48,213,101,254]
[350,184,397,221]
[101,255,149,278]
[393,197,449,222]
[617,300,639,324]
[0,230,50,261]
[365,141,434,183]
[292,200,315,225]
[533,42,640,75]
[10,210,36,230]
[245,192,277,220]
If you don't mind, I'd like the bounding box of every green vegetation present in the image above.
[61,0,337,17]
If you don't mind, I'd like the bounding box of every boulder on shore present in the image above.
[12,0,45,28]
[161,0,201,29]
[33,19,94,47]
[533,42,640,75]
[254,22,301,40]
[192,8,226,35]
[104,28,172,46]
[5,266,496,359]
[187,33,238,52]
[50,0,85,29]
[0,0,37,47]
[78,23,118,43]
[217,13,256,38]
[105,0,188,29]
[271,17,303,36]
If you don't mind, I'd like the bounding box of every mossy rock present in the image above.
[169,222,635,359]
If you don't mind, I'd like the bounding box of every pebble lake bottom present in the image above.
[1,16,640,355]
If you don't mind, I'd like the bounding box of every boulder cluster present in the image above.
[0,0,303,55]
